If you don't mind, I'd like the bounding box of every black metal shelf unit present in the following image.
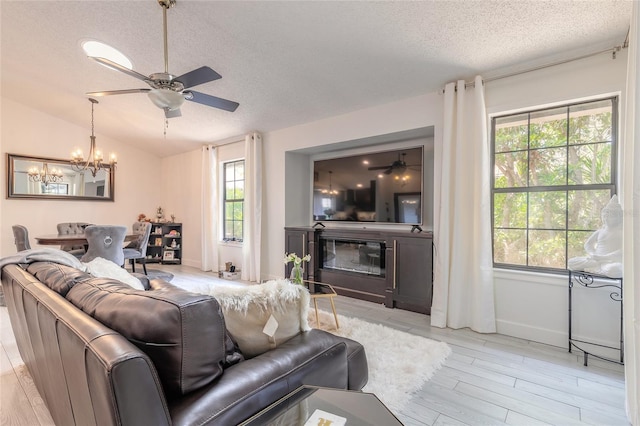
[568,270,623,366]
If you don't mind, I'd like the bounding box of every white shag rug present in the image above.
[309,309,452,414]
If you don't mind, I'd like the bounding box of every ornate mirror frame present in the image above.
[6,153,115,201]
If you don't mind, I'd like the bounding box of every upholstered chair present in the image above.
[81,225,127,266]
[12,225,31,252]
[123,222,152,274]
[56,222,91,256]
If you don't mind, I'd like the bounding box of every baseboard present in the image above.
[497,319,621,351]
[496,318,567,348]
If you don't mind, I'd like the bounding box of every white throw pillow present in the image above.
[206,279,310,358]
[83,257,145,290]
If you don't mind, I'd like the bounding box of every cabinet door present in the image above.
[393,237,433,314]
[284,229,313,279]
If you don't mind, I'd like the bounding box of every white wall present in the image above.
[485,51,628,348]
[0,98,162,257]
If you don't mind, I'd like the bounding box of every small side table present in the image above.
[304,280,340,329]
[568,270,623,366]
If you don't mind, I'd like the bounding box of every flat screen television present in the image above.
[312,146,423,224]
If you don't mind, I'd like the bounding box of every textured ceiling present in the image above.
[1,1,633,157]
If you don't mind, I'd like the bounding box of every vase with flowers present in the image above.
[284,252,311,285]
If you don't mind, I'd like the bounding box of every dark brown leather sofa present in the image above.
[1,262,368,425]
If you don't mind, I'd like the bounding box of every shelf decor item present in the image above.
[284,252,311,285]
[163,251,174,261]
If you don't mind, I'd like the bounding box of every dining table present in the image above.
[35,233,137,248]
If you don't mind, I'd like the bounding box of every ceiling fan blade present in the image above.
[368,166,391,171]
[184,90,239,112]
[174,66,222,89]
[86,88,151,96]
[90,57,150,82]
[164,108,182,119]
[384,168,393,175]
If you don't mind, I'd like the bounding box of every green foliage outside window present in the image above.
[492,98,617,272]
[224,160,244,242]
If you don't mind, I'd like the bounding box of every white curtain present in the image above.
[622,2,639,423]
[242,132,262,282]
[201,145,219,272]
[432,75,496,333]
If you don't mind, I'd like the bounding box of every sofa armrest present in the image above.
[168,329,359,426]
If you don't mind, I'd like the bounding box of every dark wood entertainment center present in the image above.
[285,226,434,314]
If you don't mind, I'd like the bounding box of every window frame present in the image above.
[490,96,618,273]
[222,159,245,243]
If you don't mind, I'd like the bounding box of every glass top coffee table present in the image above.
[240,386,402,426]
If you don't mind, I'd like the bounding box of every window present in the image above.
[223,160,244,242]
[41,183,68,194]
[491,97,617,272]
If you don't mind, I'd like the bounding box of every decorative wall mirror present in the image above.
[6,154,114,201]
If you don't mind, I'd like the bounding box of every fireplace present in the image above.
[319,238,386,277]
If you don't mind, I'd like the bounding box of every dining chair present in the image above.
[12,225,31,252]
[123,222,152,274]
[56,222,91,256]
[81,225,127,266]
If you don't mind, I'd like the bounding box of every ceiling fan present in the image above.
[86,0,238,119]
[367,153,419,175]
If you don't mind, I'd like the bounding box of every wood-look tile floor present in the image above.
[0,264,629,425]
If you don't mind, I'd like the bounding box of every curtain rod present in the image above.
[204,132,261,149]
[451,36,629,91]
[204,140,241,150]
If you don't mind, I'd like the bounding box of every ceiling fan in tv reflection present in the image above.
[367,153,420,175]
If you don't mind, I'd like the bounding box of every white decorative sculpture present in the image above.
[568,195,623,278]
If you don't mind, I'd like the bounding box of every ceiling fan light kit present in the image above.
[84,0,238,119]
[148,88,185,111]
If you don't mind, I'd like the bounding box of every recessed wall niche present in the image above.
[284,127,434,230]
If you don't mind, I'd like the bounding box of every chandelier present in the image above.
[70,98,117,177]
[321,171,339,195]
[28,162,63,186]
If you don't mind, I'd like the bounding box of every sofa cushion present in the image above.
[204,279,311,358]
[65,278,228,396]
[27,261,92,296]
